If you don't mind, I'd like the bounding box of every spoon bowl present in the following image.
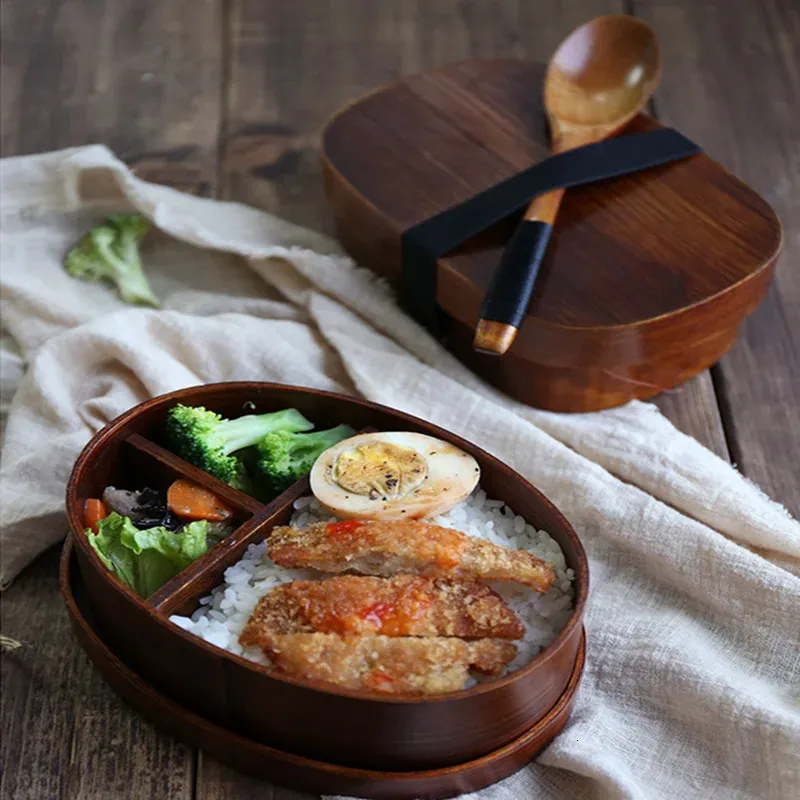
[474,15,662,356]
[545,15,661,132]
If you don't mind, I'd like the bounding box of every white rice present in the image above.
[169,488,575,678]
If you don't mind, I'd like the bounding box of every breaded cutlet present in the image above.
[260,633,518,695]
[268,519,554,592]
[239,574,524,644]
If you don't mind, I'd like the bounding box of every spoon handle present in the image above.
[473,188,565,355]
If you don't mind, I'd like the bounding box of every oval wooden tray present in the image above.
[61,538,586,800]
[65,382,588,771]
[321,59,782,411]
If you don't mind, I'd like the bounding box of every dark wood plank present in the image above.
[651,372,729,459]
[634,48,728,457]
[0,548,195,800]
[0,0,224,195]
[196,755,315,800]
[0,1,224,796]
[221,0,624,228]
[635,0,800,517]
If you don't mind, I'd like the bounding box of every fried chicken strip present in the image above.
[260,633,517,695]
[268,519,555,592]
[239,574,524,646]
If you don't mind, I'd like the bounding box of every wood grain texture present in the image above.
[0,548,195,800]
[0,1,223,797]
[196,755,315,800]
[221,0,623,227]
[651,373,730,459]
[634,0,800,518]
[324,69,779,325]
[0,0,224,194]
[322,60,781,410]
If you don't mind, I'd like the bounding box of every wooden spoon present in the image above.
[473,15,662,356]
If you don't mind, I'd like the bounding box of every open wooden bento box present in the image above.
[64,382,588,798]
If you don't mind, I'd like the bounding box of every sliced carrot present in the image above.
[84,498,109,533]
[167,479,234,522]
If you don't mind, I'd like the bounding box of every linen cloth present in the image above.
[1,145,798,800]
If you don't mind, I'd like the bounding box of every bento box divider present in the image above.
[125,433,264,514]
[146,477,311,615]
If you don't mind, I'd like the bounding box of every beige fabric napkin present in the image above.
[1,146,798,800]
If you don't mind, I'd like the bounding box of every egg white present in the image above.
[309,431,480,520]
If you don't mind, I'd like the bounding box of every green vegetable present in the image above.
[87,512,210,598]
[64,213,158,306]
[165,404,314,492]
[255,424,355,496]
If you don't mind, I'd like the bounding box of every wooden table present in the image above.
[2,2,798,798]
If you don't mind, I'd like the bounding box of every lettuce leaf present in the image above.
[87,512,210,598]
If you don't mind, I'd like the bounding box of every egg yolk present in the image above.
[332,441,428,501]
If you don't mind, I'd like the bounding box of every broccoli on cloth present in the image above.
[255,424,355,496]
[166,404,314,492]
[64,213,158,306]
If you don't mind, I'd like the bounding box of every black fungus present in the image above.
[130,487,181,530]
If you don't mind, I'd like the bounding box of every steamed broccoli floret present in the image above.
[166,404,314,492]
[64,213,159,306]
[255,424,355,496]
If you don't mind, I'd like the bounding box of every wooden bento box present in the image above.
[64,382,588,795]
[321,60,782,412]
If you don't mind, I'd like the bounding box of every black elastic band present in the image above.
[401,127,701,335]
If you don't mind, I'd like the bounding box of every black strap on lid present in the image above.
[400,127,701,336]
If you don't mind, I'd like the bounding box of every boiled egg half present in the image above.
[310,431,480,520]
